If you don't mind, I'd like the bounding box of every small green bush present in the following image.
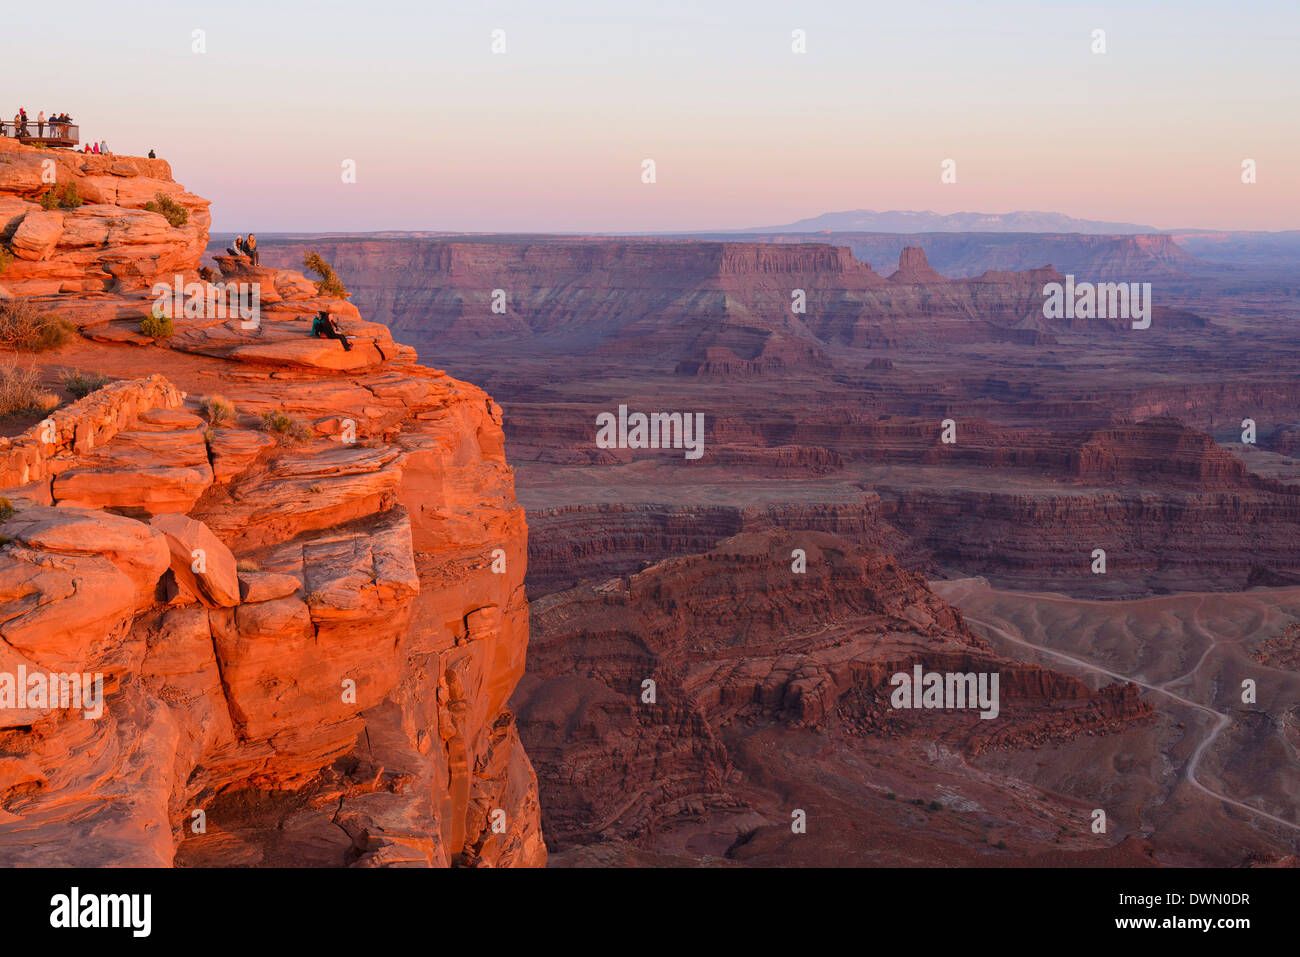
[0,497,13,523]
[259,409,310,444]
[144,192,188,227]
[0,301,73,352]
[140,313,174,340]
[302,252,349,299]
[60,368,110,398]
[39,180,82,210]
[200,394,235,426]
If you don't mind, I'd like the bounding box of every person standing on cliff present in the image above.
[246,233,259,266]
[37,112,45,137]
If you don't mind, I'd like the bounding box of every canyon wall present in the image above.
[0,139,543,867]
[246,239,1196,373]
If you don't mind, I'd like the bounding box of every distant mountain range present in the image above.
[743,209,1158,234]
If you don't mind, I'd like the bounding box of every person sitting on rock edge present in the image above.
[229,235,245,258]
[311,310,353,351]
[148,148,156,159]
[246,233,259,265]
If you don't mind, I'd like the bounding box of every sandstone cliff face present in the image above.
[248,238,1180,370]
[0,141,543,867]
[0,140,210,297]
[702,231,1209,282]
[524,499,919,596]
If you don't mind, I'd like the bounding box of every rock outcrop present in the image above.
[0,140,543,867]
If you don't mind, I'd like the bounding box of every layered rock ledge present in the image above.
[0,140,543,867]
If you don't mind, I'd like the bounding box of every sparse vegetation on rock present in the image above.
[0,363,57,416]
[144,192,189,228]
[140,313,174,340]
[259,408,311,443]
[0,301,73,352]
[40,180,82,210]
[303,252,349,299]
[200,394,235,426]
[60,368,111,398]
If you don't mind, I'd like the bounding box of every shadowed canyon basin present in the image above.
[239,229,1300,866]
[0,134,1293,867]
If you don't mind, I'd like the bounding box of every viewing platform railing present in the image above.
[0,120,79,147]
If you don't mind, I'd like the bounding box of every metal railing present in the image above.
[0,120,79,146]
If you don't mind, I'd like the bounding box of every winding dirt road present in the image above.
[962,613,1300,836]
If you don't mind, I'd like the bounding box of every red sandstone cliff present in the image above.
[0,139,544,867]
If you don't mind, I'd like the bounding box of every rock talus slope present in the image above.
[0,140,544,867]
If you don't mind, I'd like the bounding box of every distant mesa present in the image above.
[744,208,1160,235]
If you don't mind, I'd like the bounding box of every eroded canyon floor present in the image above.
[246,232,1300,866]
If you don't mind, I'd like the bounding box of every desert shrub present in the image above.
[259,409,310,443]
[302,252,349,299]
[39,180,82,210]
[235,558,260,573]
[144,192,188,227]
[305,590,325,606]
[60,368,110,398]
[0,497,13,523]
[198,265,219,283]
[0,247,12,276]
[140,313,174,340]
[200,394,235,426]
[0,301,73,352]
[0,363,50,416]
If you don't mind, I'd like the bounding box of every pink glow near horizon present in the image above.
[8,2,1297,232]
